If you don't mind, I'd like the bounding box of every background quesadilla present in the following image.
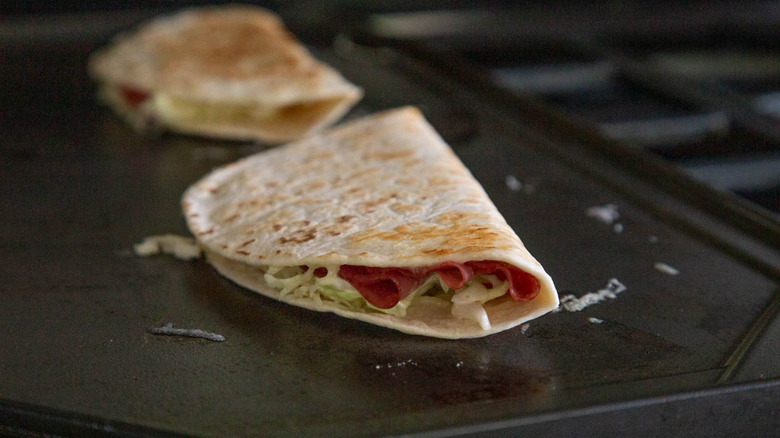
[182,107,559,338]
[88,5,362,143]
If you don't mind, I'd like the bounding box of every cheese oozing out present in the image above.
[109,84,350,137]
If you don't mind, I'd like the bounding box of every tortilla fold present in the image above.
[88,5,362,143]
[182,107,559,338]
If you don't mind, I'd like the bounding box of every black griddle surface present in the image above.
[1,11,779,438]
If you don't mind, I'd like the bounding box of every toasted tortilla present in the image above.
[182,107,558,338]
[88,5,362,143]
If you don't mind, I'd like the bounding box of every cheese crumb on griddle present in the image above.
[654,262,680,275]
[586,203,620,224]
[133,234,201,260]
[554,278,627,313]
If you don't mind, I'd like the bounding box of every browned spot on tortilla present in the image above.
[198,228,215,236]
[237,194,289,209]
[357,197,391,214]
[237,199,260,207]
[223,213,240,223]
[160,11,312,80]
[306,181,326,191]
[338,215,355,223]
[390,202,424,214]
[308,151,335,161]
[347,168,379,181]
[422,248,456,256]
[272,224,283,232]
[397,177,420,185]
[298,198,330,205]
[236,250,250,256]
[427,175,454,187]
[239,239,255,248]
[278,228,317,244]
[348,212,512,252]
[404,158,423,167]
[365,149,416,161]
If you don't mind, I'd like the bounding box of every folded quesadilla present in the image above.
[88,5,362,143]
[182,107,559,338]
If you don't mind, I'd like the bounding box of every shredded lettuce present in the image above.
[262,265,508,328]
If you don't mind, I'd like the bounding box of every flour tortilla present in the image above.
[182,107,559,338]
[88,5,362,143]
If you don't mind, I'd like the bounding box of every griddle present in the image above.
[1,9,779,437]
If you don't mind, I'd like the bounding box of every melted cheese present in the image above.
[154,94,278,125]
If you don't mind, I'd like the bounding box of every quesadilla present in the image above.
[182,107,559,338]
[88,5,362,143]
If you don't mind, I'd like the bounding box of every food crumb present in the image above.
[586,203,620,225]
[520,323,531,334]
[505,175,536,193]
[654,262,680,275]
[133,234,201,260]
[555,278,627,313]
[588,317,604,324]
[505,175,523,191]
[148,323,225,342]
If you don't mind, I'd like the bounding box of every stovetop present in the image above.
[1,3,779,437]
[340,1,780,216]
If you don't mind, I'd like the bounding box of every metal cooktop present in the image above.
[347,1,780,216]
[1,4,779,437]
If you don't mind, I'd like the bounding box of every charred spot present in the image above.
[278,228,317,245]
[223,214,240,223]
[239,239,255,248]
[338,215,356,223]
[272,224,283,232]
[198,227,215,236]
[236,250,250,256]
